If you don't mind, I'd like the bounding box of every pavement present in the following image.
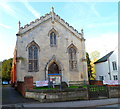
[2,98,120,108]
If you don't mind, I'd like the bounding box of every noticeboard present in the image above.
[36,80,48,87]
[49,75,61,85]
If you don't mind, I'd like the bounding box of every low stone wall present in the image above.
[25,86,120,102]
[108,86,120,98]
[25,88,88,102]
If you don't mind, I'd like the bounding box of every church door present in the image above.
[48,62,61,85]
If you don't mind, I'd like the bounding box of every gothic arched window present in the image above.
[68,47,77,70]
[50,32,56,46]
[28,45,38,72]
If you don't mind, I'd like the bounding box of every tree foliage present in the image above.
[90,50,100,61]
[2,58,13,81]
[89,50,100,80]
[86,51,100,80]
[86,52,93,81]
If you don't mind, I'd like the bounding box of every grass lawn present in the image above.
[33,85,88,90]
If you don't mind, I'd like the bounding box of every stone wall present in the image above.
[25,88,88,102]
[25,86,120,102]
[108,86,120,98]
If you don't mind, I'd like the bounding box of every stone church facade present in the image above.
[15,8,88,86]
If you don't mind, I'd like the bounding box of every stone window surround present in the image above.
[27,41,40,72]
[67,44,78,71]
[48,28,59,47]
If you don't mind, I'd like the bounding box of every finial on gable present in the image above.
[18,21,21,30]
[51,7,55,23]
[51,7,54,13]
[81,28,83,34]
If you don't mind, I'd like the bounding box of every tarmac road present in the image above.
[2,85,39,105]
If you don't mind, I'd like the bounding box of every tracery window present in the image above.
[50,32,56,46]
[28,45,38,72]
[68,47,77,70]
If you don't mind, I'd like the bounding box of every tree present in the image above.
[90,50,100,61]
[90,51,100,80]
[2,58,13,81]
[86,52,95,81]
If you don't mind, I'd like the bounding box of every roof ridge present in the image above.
[54,13,82,35]
[20,13,50,30]
[18,10,83,38]
[94,51,114,64]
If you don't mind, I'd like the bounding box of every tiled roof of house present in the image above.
[94,51,114,64]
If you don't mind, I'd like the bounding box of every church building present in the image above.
[13,7,88,86]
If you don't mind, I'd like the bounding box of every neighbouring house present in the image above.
[11,7,88,87]
[94,48,118,84]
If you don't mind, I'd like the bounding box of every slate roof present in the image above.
[94,51,114,64]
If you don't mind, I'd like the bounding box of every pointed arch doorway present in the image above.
[48,62,61,85]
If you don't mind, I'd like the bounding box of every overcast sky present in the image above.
[0,1,118,61]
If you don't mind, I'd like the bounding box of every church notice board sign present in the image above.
[36,80,48,87]
[49,75,61,85]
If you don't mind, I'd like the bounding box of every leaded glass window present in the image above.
[68,47,77,70]
[28,45,38,72]
[50,32,56,46]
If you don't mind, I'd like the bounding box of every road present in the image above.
[99,103,120,107]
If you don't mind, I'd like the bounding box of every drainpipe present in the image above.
[108,57,112,80]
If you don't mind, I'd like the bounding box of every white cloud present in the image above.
[0,41,15,61]
[0,23,12,29]
[90,3,101,18]
[86,32,118,58]
[86,22,117,28]
[23,1,40,18]
[0,2,18,19]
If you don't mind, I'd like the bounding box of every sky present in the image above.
[0,0,118,61]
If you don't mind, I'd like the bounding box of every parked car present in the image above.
[2,81,9,85]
